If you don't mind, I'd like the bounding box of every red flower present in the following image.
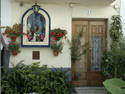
[2,33,6,35]
[52,32,56,35]
[55,36,59,41]
[5,29,9,33]
[41,34,45,40]
[13,25,15,28]
[53,37,56,40]
[27,34,32,40]
[10,36,16,41]
[14,43,16,45]
[57,33,61,37]
[9,43,12,46]
[12,39,16,42]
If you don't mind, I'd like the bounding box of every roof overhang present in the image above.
[13,0,116,5]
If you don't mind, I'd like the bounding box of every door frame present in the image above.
[71,18,108,86]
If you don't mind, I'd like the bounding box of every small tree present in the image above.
[71,31,87,63]
[110,15,122,78]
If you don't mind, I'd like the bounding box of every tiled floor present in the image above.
[75,87,107,94]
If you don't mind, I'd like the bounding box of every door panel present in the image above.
[91,36,102,72]
[72,19,107,86]
[72,21,88,86]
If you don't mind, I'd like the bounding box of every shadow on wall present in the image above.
[1,47,10,72]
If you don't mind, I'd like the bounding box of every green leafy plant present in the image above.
[102,37,125,79]
[103,78,125,94]
[102,15,124,78]
[102,51,114,79]
[2,62,76,94]
[71,31,87,63]
[8,42,20,56]
[51,41,63,53]
[110,15,122,42]
[72,72,81,81]
[110,15,122,78]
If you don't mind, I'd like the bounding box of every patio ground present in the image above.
[75,87,107,94]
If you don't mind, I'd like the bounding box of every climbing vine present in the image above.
[102,15,123,79]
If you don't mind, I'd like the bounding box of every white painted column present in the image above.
[1,0,12,49]
[120,0,125,35]
[1,0,12,26]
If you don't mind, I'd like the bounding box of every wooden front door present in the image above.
[71,19,107,86]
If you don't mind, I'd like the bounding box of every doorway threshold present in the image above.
[75,87,107,94]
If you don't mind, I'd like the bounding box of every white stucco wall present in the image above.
[2,0,119,68]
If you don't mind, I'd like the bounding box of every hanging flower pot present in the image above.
[12,51,18,56]
[53,50,59,56]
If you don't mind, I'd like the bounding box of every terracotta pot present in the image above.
[12,51,18,56]
[72,81,79,86]
[53,50,59,56]
[10,36,17,42]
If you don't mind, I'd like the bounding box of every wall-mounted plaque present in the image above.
[32,51,40,60]
[21,3,51,47]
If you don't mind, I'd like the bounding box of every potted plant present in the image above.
[2,23,26,56]
[51,41,63,56]
[8,42,20,56]
[72,72,81,86]
[2,24,22,42]
[51,28,67,41]
[50,28,67,56]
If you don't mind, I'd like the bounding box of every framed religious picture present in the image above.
[21,3,51,47]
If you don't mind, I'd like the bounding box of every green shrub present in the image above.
[102,37,125,80]
[102,15,125,80]
[102,51,114,79]
[1,62,76,94]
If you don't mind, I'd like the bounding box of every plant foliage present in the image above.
[3,24,22,38]
[1,62,76,94]
[103,78,125,94]
[50,41,63,53]
[110,15,122,42]
[71,31,87,62]
[50,28,67,55]
[8,42,20,54]
[102,15,125,79]
[51,28,67,41]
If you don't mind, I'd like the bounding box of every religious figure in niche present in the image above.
[27,12,46,42]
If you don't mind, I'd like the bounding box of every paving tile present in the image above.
[75,87,107,94]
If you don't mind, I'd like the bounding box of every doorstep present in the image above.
[75,87,107,94]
